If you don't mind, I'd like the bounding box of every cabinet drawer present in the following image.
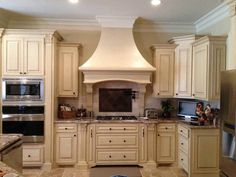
[56,124,77,133]
[178,125,189,138]
[179,135,189,154]
[157,123,176,132]
[23,145,44,166]
[179,151,189,173]
[96,134,138,147]
[96,149,138,163]
[96,124,138,133]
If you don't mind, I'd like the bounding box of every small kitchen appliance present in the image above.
[144,108,158,118]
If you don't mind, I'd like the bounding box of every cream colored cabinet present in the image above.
[178,124,220,177]
[170,35,202,98]
[192,36,226,100]
[87,124,96,166]
[2,35,44,76]
[23,144,44,167]
[139,124,147,164]
[151,44,176,97]
[156,123,176,164]
[58,43,80,97]
[55,124,77,165]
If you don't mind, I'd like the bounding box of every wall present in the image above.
[58,29,188,115]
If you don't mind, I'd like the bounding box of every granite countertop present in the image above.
[178,121,220,129]
[0,161,24,177]
[0,134,23,152]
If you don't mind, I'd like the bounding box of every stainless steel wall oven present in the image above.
[2,105,44,143]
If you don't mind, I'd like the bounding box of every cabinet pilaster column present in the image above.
[77,123,89,170]
[0,28,4,133]
[139,84,147,116]
[85,84,93,112]
[145,123,157,169]
[227,0,236,69]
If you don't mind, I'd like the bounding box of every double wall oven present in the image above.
[2,78,45,143]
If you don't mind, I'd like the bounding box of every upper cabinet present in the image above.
[57,43,80,97]
[192,36,226,100]
[151,44,177,98]
[170,35,202,98]
[2,35,44,76]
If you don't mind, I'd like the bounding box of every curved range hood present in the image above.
[79,16,155,84]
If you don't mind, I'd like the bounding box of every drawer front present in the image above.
[157,123,176,132]
[56,123,77,133]
[179,135,189,154]
[96,134,138,147]
[178,125,189,138]
[179,151,189,173]
[96,124,138,133]
[96,149,138,163]
[23,146,44,165]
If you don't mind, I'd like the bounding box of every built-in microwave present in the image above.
[2,78,44,104]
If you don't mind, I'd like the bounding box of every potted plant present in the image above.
[161,100,174,118]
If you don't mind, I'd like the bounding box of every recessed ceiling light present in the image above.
[69,0,79,4]
[151,0,161,6]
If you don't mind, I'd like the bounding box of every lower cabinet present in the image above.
[23,144,44,167]
[55,123,77,165]
[178,124,220,177]
[156,123,176,164]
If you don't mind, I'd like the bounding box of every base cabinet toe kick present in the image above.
[54,122,220,177]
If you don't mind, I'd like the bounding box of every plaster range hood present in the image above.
[79,16,155,84]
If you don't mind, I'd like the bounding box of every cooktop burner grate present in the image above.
[96,116,137,120]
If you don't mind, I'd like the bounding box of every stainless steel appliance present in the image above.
[2,105,44,143]
[220,70,236,177]
[0,138,23,173]
[144,108,158,118]
[2,78,44,104]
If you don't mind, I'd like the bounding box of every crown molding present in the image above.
[194,1,230,33]
[134,21,195,33]
[96,16,137,28]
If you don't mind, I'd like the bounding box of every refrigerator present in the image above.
[220,70,236,177]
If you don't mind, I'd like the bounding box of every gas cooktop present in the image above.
[96,116,137,120]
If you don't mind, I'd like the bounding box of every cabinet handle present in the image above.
[142,128,145,137]
[109,140,112,143]
[74,134,76,137]
[90,129,93,138]
[109,155,112,158]
[123,140,126,143]
[123,155,126,158]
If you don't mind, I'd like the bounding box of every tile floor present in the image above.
[23,166,188,177]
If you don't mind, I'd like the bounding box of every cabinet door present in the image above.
[192,44,208,99]
[2,37,23,76]
[58,46,78,97]
[139,125,147,163]
[154,50,174,97]
[175,45,192,98]
[23,37,44,75]
[56,133,77,165]
[157,132,175,163]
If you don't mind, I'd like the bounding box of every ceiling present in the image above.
[0,0,223,24]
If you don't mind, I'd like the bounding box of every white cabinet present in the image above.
[23,144,44,167]
[151,44,176,97]
[156,123,176,164]
[170,35,202,98]
[192,36,226,100]
[2,35,44,76]
[178,124,220,177]
[58,43,80,97]
[55,124,77,165]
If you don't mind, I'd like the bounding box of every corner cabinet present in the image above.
[151,44,177,98]
[156,123,176,164]
[2,35,44,76]
[170,35,202,98]
[192,36,226,100]
[178,124,220,177]
[58,43,80,97]
[55,123,78,165]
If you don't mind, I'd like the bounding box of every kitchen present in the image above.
[0,0,235,177]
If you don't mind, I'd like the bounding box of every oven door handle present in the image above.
[1,141,22,155]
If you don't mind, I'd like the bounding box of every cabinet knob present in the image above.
[181,143,184,145]
[165,127,168,130]
[123,155,126,158]
[109,128,112,130]
[176,93,178,96]
[65,128,68,130]
[124,128,126,131]
[123,140,126,143]
[24,72,26,74]
[158,134,160,136]
[74,134,76,137]
[192,94,195,96]
[73,92,75,95]
[157,92,160,95]
[109,155,112,158]
[28,155,31,157]
[181,158,183,161]
[180,130,183,132]
[20,72,23,74]
[109,140,112,143]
